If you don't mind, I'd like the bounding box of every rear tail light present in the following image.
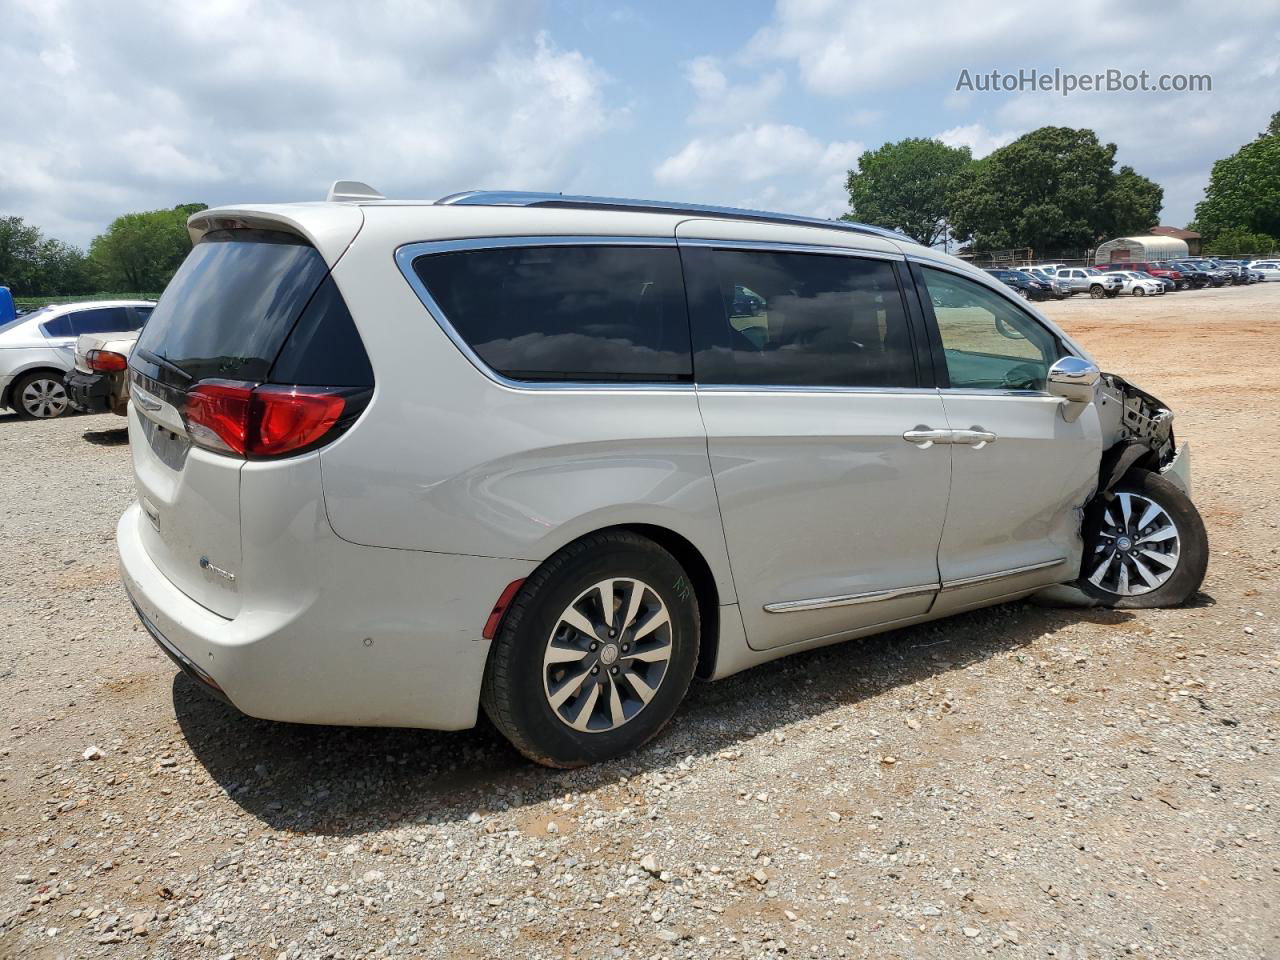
[183,380,367,458]
[87,349,128,372]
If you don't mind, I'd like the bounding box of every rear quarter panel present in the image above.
[314,211,737,603]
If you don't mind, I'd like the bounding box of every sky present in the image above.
[2,0,1277,249]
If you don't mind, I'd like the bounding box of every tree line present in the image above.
[845,114,1280,257]
[0,202,207,297]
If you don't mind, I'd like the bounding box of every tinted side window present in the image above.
[269,275,374,387]
[68,307,133,336]
[41,314,74,337]
[412,245,691,382]
[690,248,916,388]
[919,267,1060,391]
[131,306,154,327]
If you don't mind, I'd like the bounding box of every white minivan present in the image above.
[118,185,1207,767]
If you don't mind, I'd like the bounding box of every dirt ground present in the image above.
[0,283,1277,960]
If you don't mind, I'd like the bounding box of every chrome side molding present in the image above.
[765,558,1069,613]
[764,582,938,614]
[940,557,1067,591]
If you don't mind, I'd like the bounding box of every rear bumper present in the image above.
[65,370,113,413]
[117,502,536,730]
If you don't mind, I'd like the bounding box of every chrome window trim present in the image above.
[939,557,1067,592]
[676,237,904,262]
[395,236,695,394]
[764,582,938,614]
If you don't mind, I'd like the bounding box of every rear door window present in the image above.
[686,248,917,388]
[412,245,692,382]
[70,307,133,335]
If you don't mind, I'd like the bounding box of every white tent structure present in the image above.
[1094,235,1190,264]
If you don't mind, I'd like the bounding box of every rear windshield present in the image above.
[135,229,330,382]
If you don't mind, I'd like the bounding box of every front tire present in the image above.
[1133,286,1146,297]
[13,371,70,420]
[1079,470,1208,609]
[481,531,699,767]
[1090,285,1105,299]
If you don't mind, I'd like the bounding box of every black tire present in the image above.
[1133,286,1146,297]
[1079,469,1208,609]
[11,370,71,420]
[1105,289,1120,298]
[481,530,699,768]
[1089,285,1105,299]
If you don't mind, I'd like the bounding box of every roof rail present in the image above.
[434,190,909,242]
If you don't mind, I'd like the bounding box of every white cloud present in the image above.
[935,123,1016,159]
[654,124,861,219]
[745,0,1050,96]
[0,0,619,246]
[684,56,785,127]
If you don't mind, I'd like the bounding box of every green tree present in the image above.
[1201,226,1277,256]
[89,203,207,291]
[843,138,973,246]
[0,216,43,293]
[0,216,97,296]
[1193,122,1280,243]
[948,126,1161,256]
[1103,165,1163,237]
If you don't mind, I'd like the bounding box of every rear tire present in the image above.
[12,371,70,420]
[481,531,699,768]
[1079,470,1208,609]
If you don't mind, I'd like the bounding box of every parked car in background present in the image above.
[985,268,1054,301]
[1020,267,1072,298]
[0,300,154,419]
[1217,259,1261,283]
[117,185,1207,768]
[1187,259,1236,285]
[1248,259,1280,281]
[1100,270,1165,297]
[66,327,145,416]
[1168,261,1219,288]
[1054,267,1124,298]
[1102,261,1189,290]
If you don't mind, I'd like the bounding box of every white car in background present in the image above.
[0,300,154,419]
[1102,270,1165,297]
[66,329,144,416]
[1248,260,1280,281]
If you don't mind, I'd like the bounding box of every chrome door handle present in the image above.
[902,427,952,448]
[951,428,997,448]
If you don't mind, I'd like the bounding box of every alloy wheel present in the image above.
[20,377,69,418]
[1087,492,1181,597]
[542,577,672,733]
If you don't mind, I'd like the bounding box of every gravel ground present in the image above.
[1,283,1277,960]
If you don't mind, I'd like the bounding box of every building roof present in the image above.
[1149,226,1201,240]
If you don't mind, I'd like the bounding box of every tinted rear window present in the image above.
[412,245,692,382]
[135,229,330,382]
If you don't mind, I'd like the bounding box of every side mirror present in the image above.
[1047,356,1100,421]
